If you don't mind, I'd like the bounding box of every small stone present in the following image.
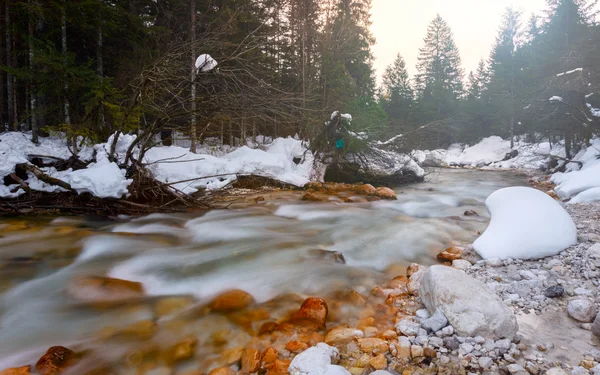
[396,319,421,336]
[429,337,444,348]
[459,343,474,355]
[546,368,569,375]
[507,364,528,374]
[241,348,261,373]
[587,243,600,258]
[411,345,424,359]
[369,354,387,370]
[416,309,431,320]
[486,258,504,267]
[375,187,397,200]
[571,367,589,375]
[290,297,329,327]
[261,347,278,365]
[592,313,600,337]
[478,357,493,369]
[544,285,565,298]
[452,259,472,270]
[286,341,309,353]
[0,366,31,375]
[526,361,540,375]
[423,347,436,358]
[568,299,597,322]
[397,336,411,358]
[443,337,460,350]
[437,246,464,262]
[495,339,511,352]
[208,368,236,375]
[422,309,448,332]
[325,326,364,346]
[164,337,198,364]
[357,338,389,353]
[210,290,255,312]
[35,347,75,375]
[441,326,454,336]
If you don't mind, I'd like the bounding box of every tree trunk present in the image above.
[189,0,197,153]
[510,115,514,149]
[62,5,70,127]
[29,0,38,143]
[5,1,14,130]
[0,1,5,131]
[97,20,104,132]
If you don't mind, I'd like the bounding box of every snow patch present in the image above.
[473,187,577,260]
[549,96,563,102]
[194,54,218,73]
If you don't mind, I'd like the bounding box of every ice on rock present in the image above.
[473,187,577,260]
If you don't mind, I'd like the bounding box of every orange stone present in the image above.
[301,193,324,202]
[267,360,291,375]
[209,290,255,312]
[388,275,409,289]
[67,276,144,303]
[423,347,437,358]
[290,297,328,328]
[369,353,387,370]
[35,346,75,375]
[286,341,309,353]
[0,366,31,375]
[355,184,377,195]
[241,348,261,373]
[208,368,236,375]
[406,263,421,278]
[375,187,397,200]
[437,246,463,262]
[258,321,279,335]
[261,347,279,365]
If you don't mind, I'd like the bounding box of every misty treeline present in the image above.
[381,0,600,156]
[0,0,381,154]
[0,0,599,158]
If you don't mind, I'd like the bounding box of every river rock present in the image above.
[208,368,236,375]
[568,299,597,322]
[419,265,518,339]
[587,243,600,258]
[437,246,463,262]
[452,259,472,270]
[325,326,364,346]
[395,318,421,336]
[591,313,600,337]
[288,343,348,375]
[290,297,329,328]
[422,309,448,332]
[408,266,426,295]
[241,348,261,373]
[35,346,75,375]
[544,285,565,298]
[0,366,31,375]
[375,187,397,200]
[67,276,144,303]
[209,290,255,312]
[545,368,569,375]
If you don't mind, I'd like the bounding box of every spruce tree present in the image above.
[415,14,464,121]
[381,53,413,119]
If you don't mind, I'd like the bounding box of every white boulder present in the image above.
[419,265,518,339]
[473,187,577,260]
[288,343,349,375]
[567,299,597,323]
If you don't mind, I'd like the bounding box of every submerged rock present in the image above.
[209,290,255,312]
[67,276,144,303]
[290,297,329,328]
[35,346,75,375]
[0,366,31,375]
[374,187,397,200]
[419,265,518,339]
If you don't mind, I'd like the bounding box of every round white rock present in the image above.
[473,187,577,260]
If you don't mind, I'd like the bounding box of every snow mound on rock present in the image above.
[473,187,577,260]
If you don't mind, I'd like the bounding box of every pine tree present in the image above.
[466,59,488,100]
[415,14,464,121]
[380,53,413,119]
[486,7,524,147]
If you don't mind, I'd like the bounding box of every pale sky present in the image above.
[371,0,547,83]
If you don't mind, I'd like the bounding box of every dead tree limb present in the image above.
[17,163,74,191]
[9,173,31,193]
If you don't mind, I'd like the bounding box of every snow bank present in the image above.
[551,139,600,203]
[412,136,565,170]
[0,132,130,199]
[473,187,577,260]
[144,137,315,193]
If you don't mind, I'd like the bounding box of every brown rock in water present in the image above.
[286,341,309,353]
[437,246,463,262]
[208,368,236,375]
[154,296,195,318]
[261,347,279,366]
[301,193,324,202]
[35,346,75,375]
[290,297,329,328]
[355,184,377,195]
[388,275,409,289]
[0,366,31,375]
[209,290,255,312]
[464,210,479,216]
[307,249,346,264]
[67,276,144,303]
[258,321,279,335]
[375,187,397,200]
[164,337,198,364]
[241,348,261,373]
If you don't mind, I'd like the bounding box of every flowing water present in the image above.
[0,169,528,373]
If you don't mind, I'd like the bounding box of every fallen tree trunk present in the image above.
[17,163,74,191]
